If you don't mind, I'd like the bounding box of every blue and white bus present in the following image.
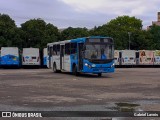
[43,48,47,66]
[0,50,1,67]
[0,47,20,67]
[47,36,115,76]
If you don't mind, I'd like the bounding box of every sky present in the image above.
[0,0,159,29]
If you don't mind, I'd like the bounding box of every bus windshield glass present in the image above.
[84,39,114,60]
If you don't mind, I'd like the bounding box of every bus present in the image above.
[22,48,40,66]
[153,50,160,65]
[121,50,136,65]
[114,50,120,65]
[47,36,115,76]
[139,50,154,65]
[43,48,47,66]
[0,47,20,67]
[0,50,1,67]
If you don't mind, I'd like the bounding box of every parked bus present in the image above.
[139,50,154,65]
[22,48,40,66]
[153,50,160,65]
[0,47,20,67]
[43,48,47,66]
[121,50,136,65]
[47,36,115,76]
[114,50,120,65]
[0,50,1,67]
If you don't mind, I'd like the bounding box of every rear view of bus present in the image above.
[121,50,136,65]
[22,48,40,66]
[0,47,20,67]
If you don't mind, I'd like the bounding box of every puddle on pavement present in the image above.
[106,100,160,112]
[114,102,140,112]
[106,102,140,112]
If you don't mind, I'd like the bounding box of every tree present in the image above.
[131,30,153,50]
[21,19,59,49]
[90,16,143,49]
[0,14,17,47]
[149,25,160,49]
[61,27,89,40]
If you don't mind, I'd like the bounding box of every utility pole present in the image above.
[128,32,131,50]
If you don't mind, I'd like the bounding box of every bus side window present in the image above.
[65,43,70,55]
[57,45,60,55]
[49,46,52,57]
[47,46,49,55]
[53,45,57,55]
[71,43,77,54]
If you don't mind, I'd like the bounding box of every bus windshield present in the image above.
[84,44,114,60]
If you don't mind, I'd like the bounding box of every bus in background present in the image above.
[43,48,47,66]
[121,50,136,65]
[0,50,1,67]
[22,48,40,66]
[153,50,160,65]
[0,47,20,67]
[139,50,154,65]
[114,50,120,65]
[47,36,115,76]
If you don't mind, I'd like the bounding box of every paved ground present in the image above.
[0,68,160,120]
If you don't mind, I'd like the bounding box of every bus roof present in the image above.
[47,36,112,46]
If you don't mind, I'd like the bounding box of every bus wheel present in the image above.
[53,63,57,73]
[73,65,79,76]
[98,73,102,77]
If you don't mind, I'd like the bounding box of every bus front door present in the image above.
[60,45,64,70]
[78,43,84,71]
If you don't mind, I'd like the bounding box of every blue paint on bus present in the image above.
[43,56,47,66]
[1,54,20,66]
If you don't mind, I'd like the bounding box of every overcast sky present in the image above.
[0,0,159,29]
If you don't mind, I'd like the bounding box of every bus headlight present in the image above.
[85,63,91,68]
[111,63,115,68]
[92,64,96,67]
[85,63,88,66]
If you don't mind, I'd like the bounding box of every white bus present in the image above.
[153,50,160,65]
[121,50,136,65]
[114,50,120,65]
[139,50,154,65]
[22,48,40,66]
[0,47,20,67]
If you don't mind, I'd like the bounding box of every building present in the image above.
[158,12,160,22]
[147,12,160,30]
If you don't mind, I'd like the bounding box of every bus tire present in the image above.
[73,65,79,76]
[53,63,57,73]
[98,73,102,77]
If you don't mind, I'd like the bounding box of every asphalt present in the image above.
[0,68,160,120]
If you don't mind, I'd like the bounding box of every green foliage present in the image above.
[0,13,160,50]
[60,27,89,40]
[0,13,17,47]
[21,19,59,49]
[92,16,152,49]
[148,25,160,49]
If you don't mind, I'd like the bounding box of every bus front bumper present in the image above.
[82,65,115,73]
